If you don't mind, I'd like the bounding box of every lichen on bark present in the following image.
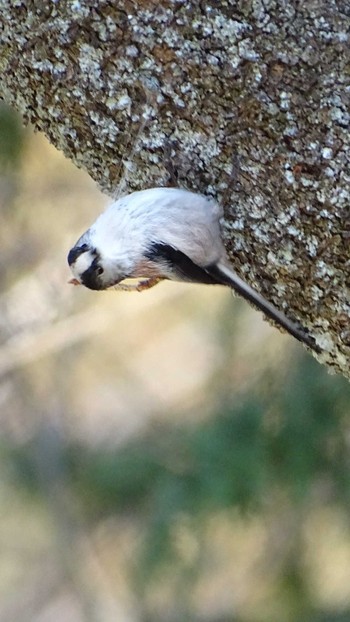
[0,0,349,375]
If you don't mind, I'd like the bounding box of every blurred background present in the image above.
[0,102,350,622]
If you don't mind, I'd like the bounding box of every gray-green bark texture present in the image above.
[0,1,349,376]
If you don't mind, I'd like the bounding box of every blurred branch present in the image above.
[0,264,186,377]
[0,2,349,374]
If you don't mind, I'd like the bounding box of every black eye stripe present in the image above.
[81,258,104,290]
[67,243,89,266]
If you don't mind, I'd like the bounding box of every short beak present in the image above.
[68,278,81,286]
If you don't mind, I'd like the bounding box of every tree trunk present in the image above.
[1,1,349,376]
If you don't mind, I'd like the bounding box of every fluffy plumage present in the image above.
[68,187,320,352]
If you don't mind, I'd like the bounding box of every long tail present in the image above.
[144,241,320,352]
[208,262,320,353]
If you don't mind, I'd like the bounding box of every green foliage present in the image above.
[269,355,350,501]
[69,355,350,521]
[4,354,350,560]
[1,352,350,620]
[0,103,25,169]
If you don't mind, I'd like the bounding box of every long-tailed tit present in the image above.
[68,187,320,352]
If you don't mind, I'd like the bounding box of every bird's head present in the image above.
[67,237,128,291]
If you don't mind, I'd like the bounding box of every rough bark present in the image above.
[0,1,349,376]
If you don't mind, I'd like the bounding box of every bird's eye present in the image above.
[97,266,104,275]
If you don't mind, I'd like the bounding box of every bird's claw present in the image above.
[111,277,164,292]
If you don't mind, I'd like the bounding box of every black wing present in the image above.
[145,242,223,285]
[145,242,320,353]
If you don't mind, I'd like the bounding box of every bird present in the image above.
[68,187,320,353]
